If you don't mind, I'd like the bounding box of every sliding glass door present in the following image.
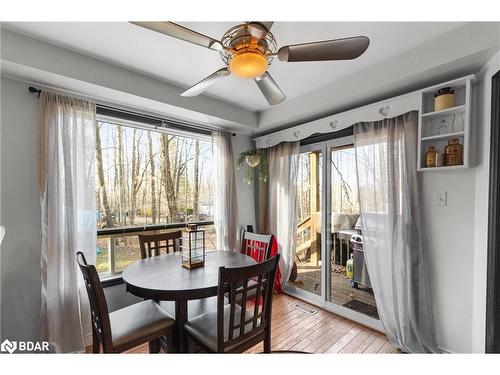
[287,144,324,304]
[284,136,382,330]
[326,138,380,327]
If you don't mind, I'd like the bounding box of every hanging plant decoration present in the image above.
[236,149,268,186]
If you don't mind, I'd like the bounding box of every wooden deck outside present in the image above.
[113,294,397,354]
[291,263,377,308]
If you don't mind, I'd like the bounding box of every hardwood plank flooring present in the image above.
[89,293,398,354]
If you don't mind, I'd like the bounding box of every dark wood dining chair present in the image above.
[184,254,280,353]
[240,230,275,263]
[234,230,276,305]
[77,252,175,353]
[138,230,182,259]
[138,230,223,320]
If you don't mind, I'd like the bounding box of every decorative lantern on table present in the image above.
[181,224,206,269]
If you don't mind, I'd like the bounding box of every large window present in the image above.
[95,119,215,276]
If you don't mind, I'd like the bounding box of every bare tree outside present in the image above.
[95,122,115,228]
[193,140,200,220]
[95,122,214,229]
[147,132,157,224]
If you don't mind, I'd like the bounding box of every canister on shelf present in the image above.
[444,138,463,166]
[425,146,438,168]
[434,87,455,111]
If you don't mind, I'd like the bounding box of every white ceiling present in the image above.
[3,21,466,111]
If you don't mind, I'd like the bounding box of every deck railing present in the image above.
[96,221,215,279]
[296,215,312,256]
[295,212,321,265]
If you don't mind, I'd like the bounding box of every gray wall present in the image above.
[0,77,41,341]
[231,134,256,232]
[420,169,475,352]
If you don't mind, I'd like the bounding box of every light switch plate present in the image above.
[434,192,447,206]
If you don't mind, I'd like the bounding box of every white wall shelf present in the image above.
[418,164,468,172]
[421,131,465,141]
[417,75,474,171]
[421,104,466,119]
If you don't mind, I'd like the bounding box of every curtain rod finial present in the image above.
[28,86,42,98]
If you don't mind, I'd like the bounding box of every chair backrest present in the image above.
[76,251,113,351]
[138,230,182,259]
[240,230,275,263]
[216,254,280,352]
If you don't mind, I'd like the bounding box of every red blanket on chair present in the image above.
[270,239,282,293]
[244,237,282,293]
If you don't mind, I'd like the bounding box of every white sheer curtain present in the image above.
[39,92,96,353]
[0,226,5,245]
[259,142,299,289]
[354,111,437,353]
[212,131,239,251]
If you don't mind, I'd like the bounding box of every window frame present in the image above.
[94,114,215,280]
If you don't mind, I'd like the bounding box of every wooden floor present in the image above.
[112,294,398,354]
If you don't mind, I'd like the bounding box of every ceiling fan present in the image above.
[130,21,370,105]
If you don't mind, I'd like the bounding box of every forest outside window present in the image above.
[94,118,215,277]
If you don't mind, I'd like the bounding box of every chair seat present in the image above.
[184,304,257,352]
[110,300,175,352]
[159,296,227,319]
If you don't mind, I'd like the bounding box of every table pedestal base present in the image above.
[174,300,188,353]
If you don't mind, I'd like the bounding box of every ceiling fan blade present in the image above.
[130,21,223,51]
[277,36,370,62]
[181,68,230,97]
[254,72,286,105]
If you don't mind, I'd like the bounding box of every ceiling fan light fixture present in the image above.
[229,52,268,79]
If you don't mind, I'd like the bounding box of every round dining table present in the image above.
[122,250,256,352]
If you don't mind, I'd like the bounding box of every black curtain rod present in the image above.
[96,105,214,136]
[97,104,236,137]
[27,85,236,136]
[28,86,42,98]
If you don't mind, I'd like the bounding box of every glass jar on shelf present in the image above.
[437,119,449,135]
[444,138,464,166]
[425,146,440,168]
[452,114,464,133]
